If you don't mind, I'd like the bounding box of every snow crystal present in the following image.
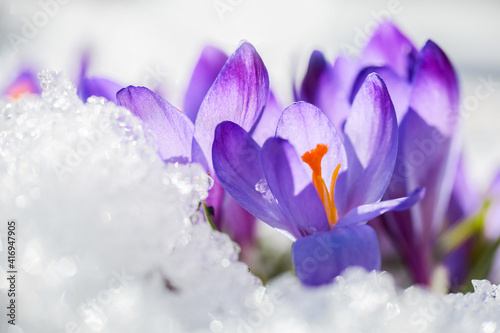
[0,72,499,333]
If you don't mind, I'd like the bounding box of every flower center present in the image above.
[301,144,341,229]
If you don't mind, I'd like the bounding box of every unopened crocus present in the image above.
[365,30,461,286]
[182,45,228,123]
[77,52,122,103]
[214,73,423,286]
[297,22,419,130]
[297,22,464,286]
[2,54,121,103]
[2,69,41,99]
[116,42,270,250]
[442,155,480,288]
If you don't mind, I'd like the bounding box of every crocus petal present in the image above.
[331,55,362,95]
[381,41,462,279]
[78,50,91,83]
[361,22,418,79]
[342,73,398,214]
[299,50,332,104]
[381,111,448,285]
[212,122,292,236]
[275,102,348,188]
[191,137,209,170]
[381,115,442,286]
[446,154,480,225]
[251,91,283,146]
[488,170,500,198]
[336,187,425,229]
[298,51,351,132]
[394,108,459,240]
[292,224,380,286]
[349,66,412,121]
[194,42,270,171]
[380,206,433,285]
[183,46,228,123]
[217,194,256,247]
[444,241,471,289]
[79,77,122,103]
[410,40,459,137]
[262,138,330,237]
[3,70,41,98]
[443,155,478,288]
[116,86,194,163]
[76,50,121,103]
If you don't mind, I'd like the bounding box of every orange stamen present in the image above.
[301,144,341,229]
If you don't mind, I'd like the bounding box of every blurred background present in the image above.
[1,0,499,189]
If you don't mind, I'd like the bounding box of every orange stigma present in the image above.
[301,144,341,229]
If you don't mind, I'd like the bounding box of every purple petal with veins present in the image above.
[252,91,283,146]
[361,21,418,79]
[409,40,459,137]
[293,224,380,286]
[350,66,412,121]
[212,121,291,235]
[343,73,398,213]
[194,42,269,171]
[262,138,330,237]
[183,46,228,123]
[336,187,425,229]
[276,101,348,195]
[117,86,193,163]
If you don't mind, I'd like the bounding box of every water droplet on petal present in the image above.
[254,178,268,193]
[255,178,274,202]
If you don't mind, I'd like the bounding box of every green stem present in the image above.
[202,202,218,231]
[437,200,491,257]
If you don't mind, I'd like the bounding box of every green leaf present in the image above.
[437,200,491,257]
[459,237,500,293]
[202,202,218,231]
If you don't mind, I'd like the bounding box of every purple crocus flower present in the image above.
[297,22,462,285]
[2,54,121,103]
[2,69,41,99]
[77,52,122,103]
[213,73,424,286]
[183,45,228,123]
[443,155,480,288]
[116,42,269,250]
[302,22,468,284]
[370,33,460,286]
[297,22,418,131]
